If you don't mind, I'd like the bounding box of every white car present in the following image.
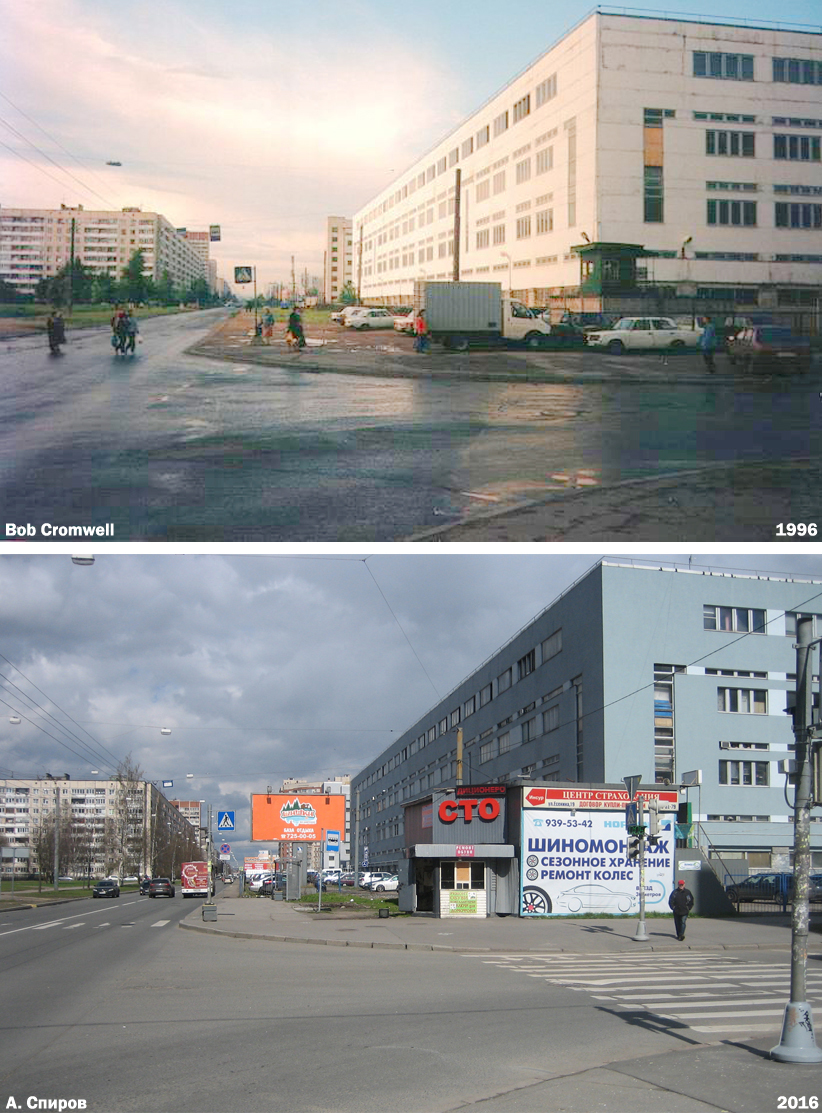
[348,308,398,330]
[585,316,701,354]
[337,306,370,326]
[394,310,417,334]
[370,875,399,892]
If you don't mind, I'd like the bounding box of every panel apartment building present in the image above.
[351,560,822,878]
[0,204,209,297]
[323,216,353,303]
[0,775,201,879]
[352,10,822,321]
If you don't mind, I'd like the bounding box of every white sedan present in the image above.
[585,316,701,354]
[370,875,399,892]
[394,310,417,334]
[348,308,398,330]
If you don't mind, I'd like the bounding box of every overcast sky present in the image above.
[3,0,820,293]
[1,551,821,861]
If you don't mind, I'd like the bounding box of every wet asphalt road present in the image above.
[1,311,819,541]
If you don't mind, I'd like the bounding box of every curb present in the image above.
[178,918,797,954]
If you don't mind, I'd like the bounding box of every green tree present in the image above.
[121,249,150,304]
[155,269,177,306]
[339,280,357,305]
[185,277,213,307]
[90,271,118,305]
[0,278,22,303]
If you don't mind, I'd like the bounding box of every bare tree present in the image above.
[107,754,146,879]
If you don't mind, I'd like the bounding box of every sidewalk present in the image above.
[183,892,821,1113]
[181,886,807,954]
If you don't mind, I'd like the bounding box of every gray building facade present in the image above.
[352,560,822,879]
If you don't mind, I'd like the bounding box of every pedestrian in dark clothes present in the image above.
[668,879,694,940]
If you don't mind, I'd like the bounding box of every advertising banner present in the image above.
[521,806,675,916]
[523,786,678,811]
[251,793,346,842]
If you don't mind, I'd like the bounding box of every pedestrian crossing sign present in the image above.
[217,811,235,831]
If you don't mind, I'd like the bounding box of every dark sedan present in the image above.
[726,326,811,370]
[148,877,175,898]
[725,872,793,903]
[92,879,120,898]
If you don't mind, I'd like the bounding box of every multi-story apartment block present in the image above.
[323,216,353,303]
[0,775,200,879]
[353,11,822,322]
[0,205,208,296]
[351,559,822,879]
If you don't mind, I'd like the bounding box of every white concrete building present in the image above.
[0,205,209,296]
[323,216,353,303]
[353,11,822,321]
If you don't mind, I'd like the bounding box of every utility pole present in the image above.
[771,616,822,1063]
[624,775,647,942]
[452,168,461,282]
[68,217,76,316]
[291,255,296,305]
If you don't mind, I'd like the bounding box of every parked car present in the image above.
[148,877,175,898]
[119,876,139,885]
[371,875,399,892]
[259,876,283,896]
[247,873,273,892]
[725,872,793,903]
[337,306,370,326]
[726,325,811,371]
[57,875,74,882]
[338,872,357,886]
[348,308,398,330]
[223,875,234,884]
[585,316,701,353]
[329,307,350,323]
[360,872,394,889]
[394,310,417,334]
[559,311,617,332]
[535,321,586,349]
[92,879,120,898]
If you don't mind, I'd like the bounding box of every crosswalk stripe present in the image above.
[151,920,170,928]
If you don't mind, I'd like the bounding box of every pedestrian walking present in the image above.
[46,310,65,353]
[413,308,429,353]
[668,879,694,940]
[286,306,305,351]
[122,309,139,354]
[698,315,717,374]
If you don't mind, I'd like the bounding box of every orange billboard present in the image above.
[251,793,346,842]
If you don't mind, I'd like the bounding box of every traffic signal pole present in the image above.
[633,801,648,943]
[771,616,822,1063]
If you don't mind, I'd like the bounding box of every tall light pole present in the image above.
[771,616,822,1063]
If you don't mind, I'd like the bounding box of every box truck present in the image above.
[414,281,551,350]
[181,861,210,898]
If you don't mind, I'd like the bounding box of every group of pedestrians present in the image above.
[110,306,139,355]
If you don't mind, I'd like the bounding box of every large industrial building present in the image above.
[352,10,822,324]
[351,559,822,887]
[0,204,212,297]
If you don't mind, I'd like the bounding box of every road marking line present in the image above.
[32,922,63,930]
[691,1024,778,1033]
[95,923,110,928]
[63,924,84,930]
[151,920,170,928]
[657,1009,786,1020]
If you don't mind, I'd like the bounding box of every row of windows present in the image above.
[705,132,822,162]
[704,606,821,636]
[692,52,822,86]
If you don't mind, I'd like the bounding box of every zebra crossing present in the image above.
[462,951,822,1039]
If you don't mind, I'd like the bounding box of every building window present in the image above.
[476,180,490,202]
[773,57,822,85]
[541,629,562,662]
[518,650,536,680]
[493,224,506,245]
[494,111,509,137]
[462,137,474,158]
[480,740,496,763]
[703,605,766,633]
[479,683,493,706]
[516,159,532,185]
[536,74,557,107]
[521,717,537,743]
[542,704,559,733]
[493,171,506,194]
[427,726,436,743]
[693,52,754,80]
[476,125,490,149]
[719,760,769,785]
[707,199,757,225]
[516,216,531,239]
[498,730,512,754]
[439,717,448,735]
[717,687,767,714]
[498,668,512,693]
[644,166,664,223]
[775,202,822,228]
[441,861,485,889]
[450,708,461,728]
[535,209,553,235]
[706,130,756,157]
[513,94,531,123]
[463,695,476,718]
[476,229,490,249]
[774,134,821,162]
[536,148,553,175]
[785,612,822,637]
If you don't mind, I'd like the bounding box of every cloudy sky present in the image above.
[1,551,821,862]
[3,0,820,293]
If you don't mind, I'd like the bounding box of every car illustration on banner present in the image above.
[555,882,637,914]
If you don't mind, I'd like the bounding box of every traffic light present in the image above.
[627,836,641,861]
[647,801,659,847]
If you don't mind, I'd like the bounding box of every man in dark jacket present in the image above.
[668,879,694,940]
